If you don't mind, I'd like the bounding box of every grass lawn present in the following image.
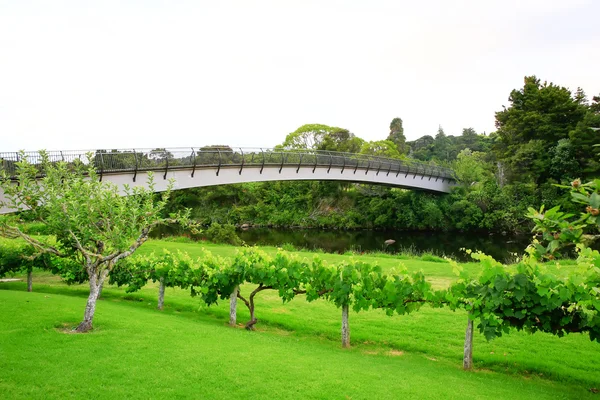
[1,239,599,399]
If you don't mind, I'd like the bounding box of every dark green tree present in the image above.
[386,117,409,154]
[494,76,588,184]
[459,128,479,151]
[432,126,451,161]
[569,94,600,178]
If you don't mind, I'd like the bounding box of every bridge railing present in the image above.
[0,147,455,181]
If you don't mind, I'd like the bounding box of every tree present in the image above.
[432,126,451,161]
[452,149,490,190]
[282,124,340,150]
[0,239,52,292]
[386,117,409,154]
[459,128,479,151]
[548,139,580,181]
[318,129,364,153]
[360,140,403,159]
[281,123,363,154]
[408,135,434,161]
[569,94,600,179]
[494,76,588,184]
[0,151,191,332]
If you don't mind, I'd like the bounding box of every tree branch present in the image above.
[1,225,65,257]
[237,292,250,309]
[68,230,97,264]
[104,218,192,265]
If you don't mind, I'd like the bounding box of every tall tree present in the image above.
[494,76,588,184]
[432,126,451,161]
[460,128,479,151]
[569,93,600,178]
[386,117,409,154]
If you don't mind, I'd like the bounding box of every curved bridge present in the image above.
[0,147,455,214]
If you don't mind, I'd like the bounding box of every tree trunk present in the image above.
[27,269,32,292]
[463,313,474,370]
[229,286,238,326]
[246,301,257,330]
[243,284,271,330]
[341,304,350,348]
[75,269,107,333]
[97,280,104,300]
[157,277,165,310]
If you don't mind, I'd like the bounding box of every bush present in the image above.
[204,223,243,246]
[280,243,297,252]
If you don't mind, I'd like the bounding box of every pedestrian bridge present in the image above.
[0,147,455,214]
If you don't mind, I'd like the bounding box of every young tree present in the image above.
[0,239,52,292]
[0,151,191,332]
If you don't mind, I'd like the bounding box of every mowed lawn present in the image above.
[1,240,599,399]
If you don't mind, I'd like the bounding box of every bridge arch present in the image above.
[0,147,455,214]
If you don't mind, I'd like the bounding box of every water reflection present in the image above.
[238,228,531,262]
[151,225,532,263]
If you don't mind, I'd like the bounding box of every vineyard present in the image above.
[3,236,599,374]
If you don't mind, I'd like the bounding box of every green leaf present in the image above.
[591,192,600,209]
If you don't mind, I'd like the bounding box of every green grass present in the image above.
[0,290,597,400]
[1,239,599,399]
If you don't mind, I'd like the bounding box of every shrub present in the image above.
[204,223,243,246]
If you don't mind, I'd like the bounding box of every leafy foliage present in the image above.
[446,248,600,343]
[526,179,600,260]
[0,151,192,332]
[0,239,52,281]
[203,222,243,246]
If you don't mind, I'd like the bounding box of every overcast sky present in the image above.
[1,0,599,152]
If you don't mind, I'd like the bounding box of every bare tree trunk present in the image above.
[157,277,165,310]
[341,304,350,348]
[463,313,474,370]
[229,286,239,326]
[97,280,104,300]
[27,269,32,292]
[243,284,272,330]
[75,269,107,333]
[246,301,257,331]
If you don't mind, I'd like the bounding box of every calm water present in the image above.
[152,226,532,262]
[237,228,531,262]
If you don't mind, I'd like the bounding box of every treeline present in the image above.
[164,76,600,233]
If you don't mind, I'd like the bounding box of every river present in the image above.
[237,228,531,262]
[152,225,532,262]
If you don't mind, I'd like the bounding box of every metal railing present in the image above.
[0,147,455,182]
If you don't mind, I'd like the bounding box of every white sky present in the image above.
[1,0,599,152]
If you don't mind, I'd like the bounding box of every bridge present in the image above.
[0,147,455,214]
